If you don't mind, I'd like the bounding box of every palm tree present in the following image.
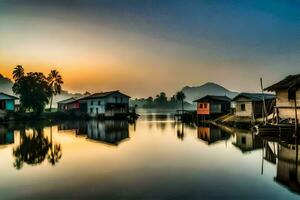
[47,70,63,112]
[12,65,24,81]
[176,91,186,114]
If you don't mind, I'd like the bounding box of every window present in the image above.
[96,108,98,114]
[241,136,246,144]
[98,101,101,106]
[91,101,94,106]
[90,108,93,113]
[288,90,296,100]
[204,104,207,108]
[199,104,203,108]
[115,97,118,103]
[241,104,246,111]
[120,97,123,102]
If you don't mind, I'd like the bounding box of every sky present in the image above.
[0,0,299,97]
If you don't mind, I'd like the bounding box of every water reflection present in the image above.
[232,130,263,153]
[262,137,300,194]
[13,127,58,170]
[1,114,300,199]
[48,126,62,166]
[176,122,185,140]
[0,126,14,145]
[58,120,130,145]
[197,124,230,145]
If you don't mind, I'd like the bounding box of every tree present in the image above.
[176,91,186,114]
[12,65,24,81]
[154,92,168,106]
[47,70,63,112]
[13,72,52,114]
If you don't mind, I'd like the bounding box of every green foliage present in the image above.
[12,65,24,81]
[130,91,191,109]
[12,66,63,114]
[176,91,186,112]
[47,70,64,111]
[175,91,186,101]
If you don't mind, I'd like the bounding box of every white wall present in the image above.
[85,93,129,117]
[276,89,300,119]
[235,98,253,117]
[86,99,106,117]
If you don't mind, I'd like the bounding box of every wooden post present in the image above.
[276,107,279,125]
[260,78,267,124]
[294,92,298,138]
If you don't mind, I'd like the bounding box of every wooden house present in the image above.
[57,97,82,112]
[79,90,130,117]
[232,93,275,119]
[265,74,300,122]
[0,92,18,112]
[194,95,231,118]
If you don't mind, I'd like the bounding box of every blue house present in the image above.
[0,92,18,111]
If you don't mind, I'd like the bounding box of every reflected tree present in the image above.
[177,123,185,140]
[47,126,62,166]
[13,128,51,169]
[13,126,62,170]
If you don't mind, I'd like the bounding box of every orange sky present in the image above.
[1,1,299,97]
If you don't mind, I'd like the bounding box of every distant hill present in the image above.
[0,74,84,108]
[181,82,238,103]
[0,74,14,95]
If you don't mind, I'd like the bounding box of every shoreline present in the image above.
[0,111,139,124]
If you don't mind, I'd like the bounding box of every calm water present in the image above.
[0,112,300,200]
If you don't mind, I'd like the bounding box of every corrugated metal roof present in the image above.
[80,90,130,100]
[0,92,18,100]
[265,74,300,91]
[57,97,82,104]
[194,95,231,102]
[232,93,275,101]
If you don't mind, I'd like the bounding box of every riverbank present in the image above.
[0,111,139,124]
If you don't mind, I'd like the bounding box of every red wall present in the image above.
[197,102,210,115]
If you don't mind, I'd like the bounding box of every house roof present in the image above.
[194,95,231,102]
[265,74,300,91]
[0,92,18,100]
[80,90,130,100]
[232,93,275,102]
[57,96,83,104]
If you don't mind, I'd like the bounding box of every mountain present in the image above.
[0,74,14,95]
[181,82,238,103]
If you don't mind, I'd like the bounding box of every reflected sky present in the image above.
[0,116,299,199]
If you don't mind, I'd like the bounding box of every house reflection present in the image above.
[197,124,230,145]
[58,120,130,145]
[275,142,300,193]
[0,126,14,145]
[87,120,129,145]
[261,138,300,194]
[232,130,263,153]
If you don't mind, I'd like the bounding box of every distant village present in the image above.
[0,66,299,134]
